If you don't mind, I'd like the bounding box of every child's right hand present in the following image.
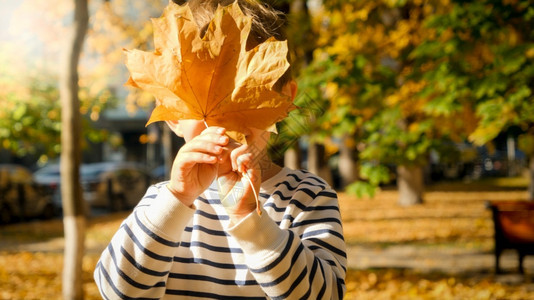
[167,126,229,207]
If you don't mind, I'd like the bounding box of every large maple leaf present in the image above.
[124,0,296,143]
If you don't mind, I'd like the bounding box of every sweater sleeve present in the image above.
[227,186,347,299]
[94,184,195,299]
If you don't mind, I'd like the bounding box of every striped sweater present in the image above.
[94,167,347,299]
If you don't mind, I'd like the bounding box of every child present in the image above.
[94,1,347,299]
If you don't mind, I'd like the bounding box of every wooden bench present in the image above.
[486,200,534,274]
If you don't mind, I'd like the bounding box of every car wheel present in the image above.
[41,203,56,220]
[0,204,13,224]
[109,194,125,212]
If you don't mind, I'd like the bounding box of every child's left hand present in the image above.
[217,141,261,221]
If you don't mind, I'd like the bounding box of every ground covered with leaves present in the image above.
[1,180,533,299]
[339,180,534,299]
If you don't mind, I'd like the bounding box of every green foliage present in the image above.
[269,57,338,159]
[360,108,436,166]
[305,0,461,193]
[414,0,534,146]
[518,133,534,156]
[300,0,534,196]
[0,70,117,161]
[345,181,377,198]
[0,77,62,158]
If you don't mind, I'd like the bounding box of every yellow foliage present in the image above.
[327,33,363,58]
[423,3,434,16]
[461,103,479,134]
[439,28,454,43]
[337,95,353,106]
[2,140,11,149]
[47,110,58,120]
[324,138,340,157]
[325,82,339,99]
[469,123,502,145]
[359,107,377,120]
[386,80,427,118]
[369,24,386,46]
[350,2,377,22]
[386,19,420,58]
[505,26,520,45]
[385,94,401,106]
[408,122,419,133]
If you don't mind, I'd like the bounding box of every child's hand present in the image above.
[218,142,262,221]
[167,126,229,207]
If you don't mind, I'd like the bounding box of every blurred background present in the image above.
[1,0,534,299]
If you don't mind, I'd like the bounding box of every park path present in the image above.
[347,243,534,286]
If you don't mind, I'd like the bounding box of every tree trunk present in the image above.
[338,136,358,188]
[289,0,314,66]
[60,0,88,299]
[397,165,424,206]
[528,157,534,201]
[307,142,319,174]
[284,144,301,170]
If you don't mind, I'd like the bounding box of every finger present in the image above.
[236,153,253,174]
[197,130,229,146]
[181,133,229,155]
[188,126,228,151]
[200,126,226,136]
[177,152,219,169]
[216,138,240,167]
[230,144,250,171]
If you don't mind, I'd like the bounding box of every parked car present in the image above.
[33,161,152,214]
[81,162,152,212]
[150,164,169,183]
[33,163,61,206]
[0,164,57,224]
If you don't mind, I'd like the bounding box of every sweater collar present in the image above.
[260,167,291,194]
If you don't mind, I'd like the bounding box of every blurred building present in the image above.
[0,102,184,173]
[86,103,184,171]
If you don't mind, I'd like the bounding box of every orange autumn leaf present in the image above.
[124,1,296,143]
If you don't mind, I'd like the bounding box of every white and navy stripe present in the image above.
[95,168,346,299]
